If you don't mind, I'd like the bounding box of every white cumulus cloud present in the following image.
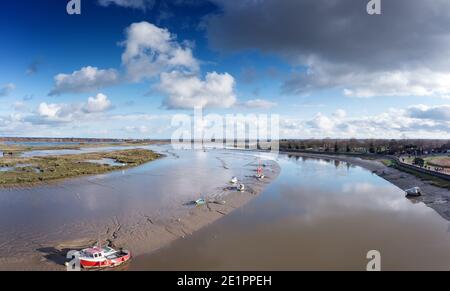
[83,93,112,113]
[38,103,63,119]
[341,69,450,98]
[50,66,119,96]
[158,71,237,109]
[122,22,199,82]
[29,94,113,125]
[279,106,450,139]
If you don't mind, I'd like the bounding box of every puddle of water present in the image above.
[4,141,123,147]
[4,141,83,147]
[0,164,41,173]
[130,154,450,271]
[15,163,33,168]
[19,146,137,158]
[86,158,126,167]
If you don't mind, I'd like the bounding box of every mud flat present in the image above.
[0,149,280,271]
[284,152,450,221]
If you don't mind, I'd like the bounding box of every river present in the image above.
[1,147,450,270]
[130,153,450,271]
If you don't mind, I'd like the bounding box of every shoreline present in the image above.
[283,151,450,222]
[0,158,281,271]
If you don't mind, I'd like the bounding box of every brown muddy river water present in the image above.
[0,146,260,266]
[1,146,450,270]
[131,154,450,271]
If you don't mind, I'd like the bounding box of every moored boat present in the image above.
[256,161,265,180]
[70,246,131,269]
[195,198,207,206]
[405,187,422,197]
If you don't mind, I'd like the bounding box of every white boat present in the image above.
[405,187,422,197]
[230,177,238,184]
[238,184,245,192]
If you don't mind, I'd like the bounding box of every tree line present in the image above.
[278,139,450,156]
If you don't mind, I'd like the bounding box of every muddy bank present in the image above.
[284,152,450,221]
[0,153,280,271]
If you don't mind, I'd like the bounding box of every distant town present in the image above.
[279,139,450,156]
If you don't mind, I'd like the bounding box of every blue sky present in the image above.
[1,0,450,139]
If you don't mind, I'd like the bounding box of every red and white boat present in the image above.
[256,161,265,180]
[75,246,131,269]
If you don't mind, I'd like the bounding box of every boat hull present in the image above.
[80,251,131,269]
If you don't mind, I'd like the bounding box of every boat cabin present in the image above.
[81,246,115,259]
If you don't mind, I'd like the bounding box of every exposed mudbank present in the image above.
[0,149,280,271]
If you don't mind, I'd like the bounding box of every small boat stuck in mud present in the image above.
[256,165,265,180]
[405,187,422,197]
[195,198,207,206]
[230,176,238,184]
[254,160,265,180]
[66,246,131,269]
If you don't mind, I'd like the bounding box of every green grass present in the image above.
[381,159,395,167]
[0,141,158,156]
[394,164,450,190]
[0,149,161,186]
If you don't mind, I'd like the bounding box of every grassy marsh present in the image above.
[0,141,157,157]
[0,149,161,186]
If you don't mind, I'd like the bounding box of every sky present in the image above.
[1,0,450,139]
